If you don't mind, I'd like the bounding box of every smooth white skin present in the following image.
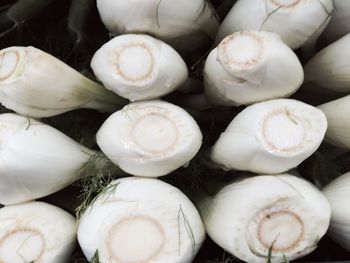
[321,0,350,43]
[204,31,303,106]
[0,46,126,118]
[323,172,350,252]
[0,202,76,263]
[318,95,350,149]
[78,177,205,263]
[305,34,350,92]
[196,174,331,263]
[97,100,202,177]
[211,99,327,174]
[96,0,219,41]
[215,0,333,49]
[0,113,93,205]
[91,34,188,101]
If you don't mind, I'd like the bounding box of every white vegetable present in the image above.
[78,177,205,263]
[0,113,94,205]
[196,174,331,263]
[91,34,188,101]
[0,46,126,118]
[216,0,333,49]
[321,0,350,43]
[0,201,76,263]
[97,100,202,177]
[323,172,350,252]
[304,34,350,92]
[96,0,219,51]
[204,31,304,106]
[211,99,327,174]
[318,95,350,149]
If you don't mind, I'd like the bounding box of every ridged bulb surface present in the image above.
[0,113,93,205]
[323,172,350,252]
[96,0,219,42]
[216,0,333,49]
[305,34,350,92]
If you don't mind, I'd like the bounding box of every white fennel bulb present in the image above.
[323,172,350,252]
[318,95,350,149]
[78,177,205,263]
[97,100,202,177]
[96,0,219,49]
[211,99,327,174]
[0,46,126,118]
[0,113,94,205]
[204,31,303,106]
[304,33,350,92]
[91,34,188,101]
[196,174,331,263]
[216,0,333,49]
[0,201,76,263]
[321,0,350,43]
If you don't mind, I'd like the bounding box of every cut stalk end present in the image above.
[106,215,165,262]
[218,32,264,72]
[0,227,45,263]
[131,112,178,153]
[260,109,306,153]
[0,48,24,82]
[115,43,155,84]
[268,0,301,8]
[248,209,304,256]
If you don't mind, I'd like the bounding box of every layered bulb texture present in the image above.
[196,174,331,263]
[0,46,126,118]
[97,100,202,177]
[215,0,333,49]
[78,177,205,263]
[204,31,304,106]
[318,95,350,149]
[91,34,188,101]
[323,172,350,252]
[211,99,327,174]
[305,33,350,93]
[0,201,76,263]
[321,0,350,43]
[0,113,94,205]
[96,0,219,51]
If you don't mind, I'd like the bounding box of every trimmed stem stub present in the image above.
[260,109,306,153]
[106,215,165,262]
[115,43,155,84]
[132,113,179,153]
[218,32,264,72]
[247,207,305,257]
[0,228,45,263]
[268,0,302,8]
[0,50,20,81]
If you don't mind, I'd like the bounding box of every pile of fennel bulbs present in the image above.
[0,0,349,262]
